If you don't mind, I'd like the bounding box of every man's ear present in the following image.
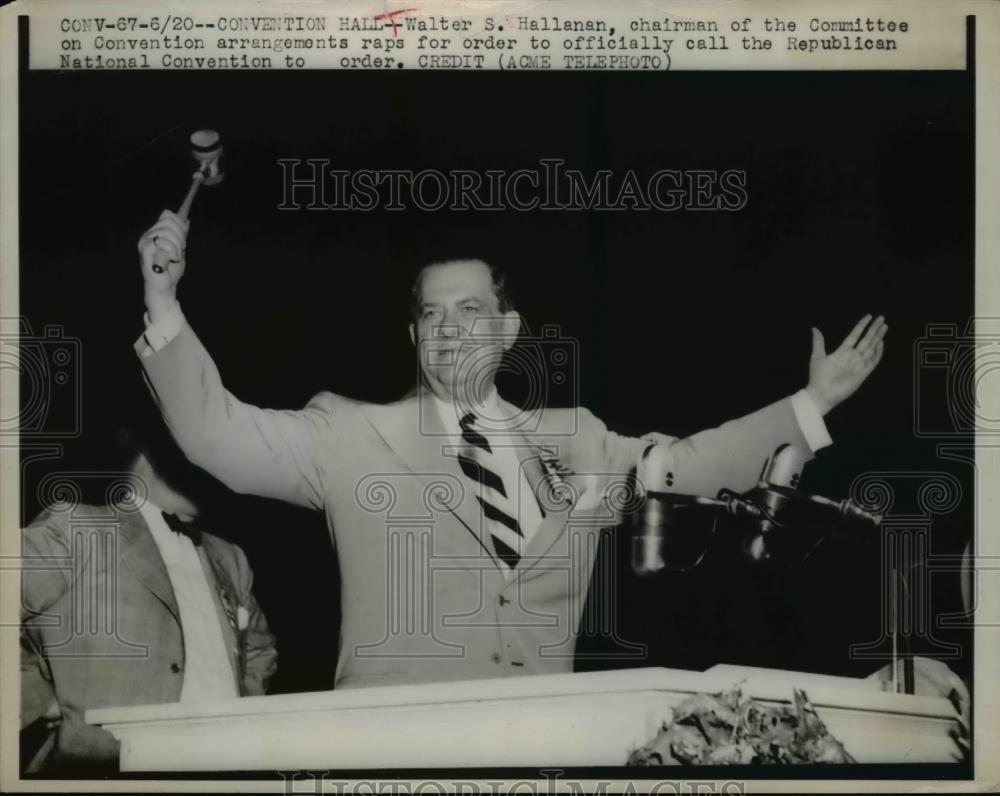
[500,311,521,350]
[409,323,415,346]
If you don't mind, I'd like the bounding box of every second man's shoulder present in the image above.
[24,501,132,536]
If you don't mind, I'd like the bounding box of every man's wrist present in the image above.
[145,291,178,324]
[792,388,834,452]
[136,296,185,359]
[804,384,833,417]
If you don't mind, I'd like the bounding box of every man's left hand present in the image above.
[806,314,887,415]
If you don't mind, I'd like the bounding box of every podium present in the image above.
[86,666,962,771]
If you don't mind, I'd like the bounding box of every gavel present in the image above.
[151,129,224,274]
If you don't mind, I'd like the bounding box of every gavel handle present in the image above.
[151,171,206,274]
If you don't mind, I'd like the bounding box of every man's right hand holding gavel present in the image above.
[138,210,189,325]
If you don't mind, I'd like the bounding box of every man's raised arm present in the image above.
[135,210,332,509]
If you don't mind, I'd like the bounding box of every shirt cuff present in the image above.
[134,301,185,359]
[790,389,833,452]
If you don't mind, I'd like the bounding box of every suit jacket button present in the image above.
[491,652,502,664]
[170,662,181,674]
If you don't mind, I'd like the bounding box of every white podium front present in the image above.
[86,666,962,771]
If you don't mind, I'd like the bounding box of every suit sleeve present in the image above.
[230,545,278,696]
[19,511,70,755]
[21,510,79,621]
[20,630,58,729]
[660,397,813,494]
[138,321,338,509]
[20,633,61,774]
[586,396,813,497]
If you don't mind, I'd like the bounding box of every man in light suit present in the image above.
[20,427,277,773]
[134,209,886,689]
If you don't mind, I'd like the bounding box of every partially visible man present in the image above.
[20,424,277,774]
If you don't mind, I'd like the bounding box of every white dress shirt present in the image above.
[137,500,239,703]
[788,389,833,452]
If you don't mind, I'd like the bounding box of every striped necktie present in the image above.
[457,412,524,571]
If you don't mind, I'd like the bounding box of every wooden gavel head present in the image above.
[149,129,225,273]
[190,129,224,185]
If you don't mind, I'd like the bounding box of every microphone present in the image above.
[760,443,807,490]
[741,444,881,560]
[627,441,881,574]
[630,444,674,577]
[803,492,883,543]
[742,444,808,561]
[629,445,758,575]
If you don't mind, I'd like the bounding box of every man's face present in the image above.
[409,260,518,403]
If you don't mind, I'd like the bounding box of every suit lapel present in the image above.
[360,393,503,572]
[507,430,575,576]
[120,511,180,622]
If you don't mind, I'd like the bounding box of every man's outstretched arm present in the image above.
[135,210,333,509]
[593,316,888,498]
[640,315,888,496]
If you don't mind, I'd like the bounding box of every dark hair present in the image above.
[111,425,146,472]
[409,259,515,320]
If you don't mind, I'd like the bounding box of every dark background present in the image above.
[20,67,974,694]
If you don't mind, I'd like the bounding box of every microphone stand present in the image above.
[890,566,916,695]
